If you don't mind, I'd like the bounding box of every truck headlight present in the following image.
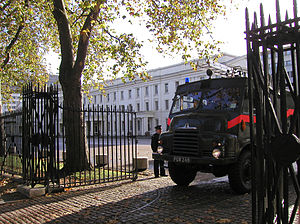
[157,146,163,153]
[212,149,221,159]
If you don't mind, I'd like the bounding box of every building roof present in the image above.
[46,53,246,95]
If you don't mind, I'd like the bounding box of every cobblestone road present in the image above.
[0,172,254,224]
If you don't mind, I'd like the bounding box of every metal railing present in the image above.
[1,85,138,190]
[0,111,23,176]
[53,105,138,189]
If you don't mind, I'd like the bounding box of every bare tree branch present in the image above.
[71,9,89,27]
[150,0,159,8]
[1,0,29,69]
[1,25,24,69]
[103,28,122,43]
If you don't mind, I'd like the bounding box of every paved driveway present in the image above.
[0,173,252,224]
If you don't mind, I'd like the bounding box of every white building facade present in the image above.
[86,53,247,136]
[3,52,296,136]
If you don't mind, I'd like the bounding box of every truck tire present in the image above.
[168,162,197,186]
[228,150,251,194]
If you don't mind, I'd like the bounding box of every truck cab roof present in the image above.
[176,77,247,96]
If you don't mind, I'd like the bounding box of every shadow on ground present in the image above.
[43,179,252,224]
[0,175,156,211]
[0,177,27,203]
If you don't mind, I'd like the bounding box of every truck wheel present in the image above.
[228,150,251,194]
[168,162,197,186]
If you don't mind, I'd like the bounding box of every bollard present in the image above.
[95,154,108,167]
[133,157,148,172]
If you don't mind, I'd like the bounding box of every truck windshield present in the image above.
[171,87,241,113]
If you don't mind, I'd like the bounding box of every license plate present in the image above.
[173,156,190,163]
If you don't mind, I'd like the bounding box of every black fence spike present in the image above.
[285,10,289,21]
[254,12,258,29]
[276,0,281,23]
[268,14,272,25]
[260,3,265,27]
[294,0,298,22]
[293,0,299,27]
[245,7,249,31]
[251,22,256,31]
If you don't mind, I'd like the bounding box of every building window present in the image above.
[100,95,103,103]
[94,95,97,104]
[136,88,140,97]
[165,83,168,93]
[148,118,151,131]
[128,89,132,99]
[165,100,169,110]
[99,121,102,135]
[155,100,159,110]
[284,51,291,56]
[93,121,99,135]
[86,121,91,136]
[146,102,149,111]
[83,97,86,105]
[107,93,110,102]
[129,104,132,110]
[285,60,292,66]
[175,81,179,88]
[114,92,116,101]
[137,120,141,131]
[137,103,140,112]
[60,123,64,135]
[155,119,159,126]
[121,91,124,100]
[154,85,158,95]
[145,86,149,96]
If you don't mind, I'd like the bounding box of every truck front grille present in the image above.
[201,147,213,157]
[173,129,199,156]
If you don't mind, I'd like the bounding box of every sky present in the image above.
[214,0,297,56]
[46,0,299,74]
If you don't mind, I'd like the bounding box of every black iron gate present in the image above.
[22,84,59,187]
[21,84,137,189]
[246,0,300,223]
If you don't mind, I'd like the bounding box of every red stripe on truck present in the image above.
[227,115,256,129]
[227,109,294,129]
[167,117,171,126]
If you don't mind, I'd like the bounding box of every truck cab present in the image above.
[153,76,252,194]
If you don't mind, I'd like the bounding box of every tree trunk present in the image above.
[52,0,102,173]
[60,73,90,172]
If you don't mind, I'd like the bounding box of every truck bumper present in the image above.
[152,153,236,165]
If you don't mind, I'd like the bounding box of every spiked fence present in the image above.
[246,0,300,223]
[1,84,138,189]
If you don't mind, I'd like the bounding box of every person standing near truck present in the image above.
[151,125,167,178]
